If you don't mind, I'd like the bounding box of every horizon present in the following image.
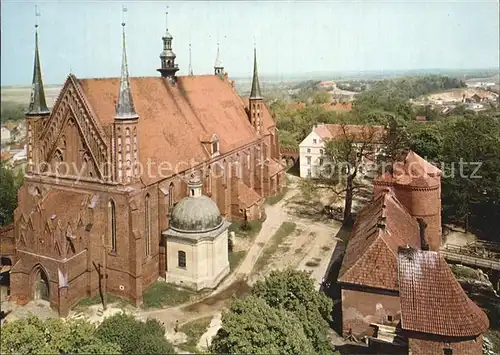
[1,0,499,87]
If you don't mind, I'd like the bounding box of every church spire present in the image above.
[188,42,193,76]
[115,8,138,120]
[214,42,224,76]
[249,46,262,99]
[27,5,50,116]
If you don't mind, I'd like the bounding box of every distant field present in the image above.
[420,87,497,102]
[1,86,61,106]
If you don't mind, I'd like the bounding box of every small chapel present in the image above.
[5,10,284,316]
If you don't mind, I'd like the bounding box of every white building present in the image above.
[1,126,11,144]
[299,123,385,179]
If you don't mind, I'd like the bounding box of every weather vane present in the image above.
[165,5,169,30]
[122,4,128,26]
[35,5,41,28]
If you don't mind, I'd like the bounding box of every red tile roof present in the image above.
[238,183,262,208]
[321,103,353,112]
[338,191,420,290]
[314,124,385,143]
[397,247,489,337]
[78,75,266,184]
[377,151,441,188]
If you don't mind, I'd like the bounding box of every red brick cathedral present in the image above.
[8,17,284,315]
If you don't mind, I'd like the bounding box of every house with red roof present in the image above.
[337,151,489,354]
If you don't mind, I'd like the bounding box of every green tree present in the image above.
[210,296,316,354]
[0,315,121,354]
[251,269,334,354]
[312,90,331,104]
[321,122,381,223]
[408,125,444,162]
[96,312,174,355]
[0,163,23,225]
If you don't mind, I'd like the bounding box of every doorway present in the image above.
[34,268,50,301]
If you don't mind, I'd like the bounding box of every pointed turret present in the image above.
[113,8,141,185]
[188,43,194,76]
[249,47,262,99]
[248,46,264,134]
[214,42,224,76]
[115,22,138,120]
[27,23,50,116]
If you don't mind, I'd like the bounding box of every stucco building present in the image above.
[298,123,384,178]
[6,16,284,316]
[337,151,489,354]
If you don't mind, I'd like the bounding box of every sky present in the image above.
[1,0,499,86]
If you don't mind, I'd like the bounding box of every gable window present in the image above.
[387,315,393,322]
[212,141,219,155]
[178,250,186,268]
[108,200,117,253]
[443,349,452,355]
[313,139,317,144]
[307,148,311,153]
[145,194,151,257]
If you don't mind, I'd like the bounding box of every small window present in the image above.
[387,315,393,322]
[313,139,317,144]
[212,141,219,154]
[319,158,324,166]
[307,148,311,153]
[190,189,195,196]
[178,251,186,268]
[306,156,311,165]
[320,149,323,155]
[443,349,452,355]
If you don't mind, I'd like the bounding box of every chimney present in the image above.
[417,218,429,251]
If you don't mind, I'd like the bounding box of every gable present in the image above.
[299,131,322,147]
[78,75,262,184]
[38,75,109,179]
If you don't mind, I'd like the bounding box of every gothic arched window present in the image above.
[108,200,117,253]
[145,194,151,257]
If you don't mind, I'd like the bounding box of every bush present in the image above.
[96,313,174,355]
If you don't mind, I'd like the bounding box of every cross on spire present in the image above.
[121,4,127,26]
[188,42,193,76]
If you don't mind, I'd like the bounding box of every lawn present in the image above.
[228,219,263,240]
[229,250,247,271]
[253,221,297,273]
[265,186,288,205]
[73,293,131,311]
[142,281,196,309]
[177,316,213,353]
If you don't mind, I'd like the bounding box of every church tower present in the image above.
[157,9,179,82]
[248,47,263,135]
[214,42,224,77]
[26,8,50,175]
[113,15,140,184]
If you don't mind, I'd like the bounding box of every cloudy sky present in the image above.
[1,0,499,86]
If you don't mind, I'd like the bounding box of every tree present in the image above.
[0,315,121,354]
[378,116,411,170]
[320,122,381,223]
[251,269,334,354]
[0,163,23,225]
[210,296,316,354]
[408,125,443,162]
[312,90,331,104]
[96,312,174,355]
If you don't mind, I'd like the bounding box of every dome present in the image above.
[169,195,223,233]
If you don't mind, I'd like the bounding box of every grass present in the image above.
[177,316,213,353]
[253,221,297,274]
[228,220,263,240]
[265,186,289,205]
[73,293,131,311]
[229,250,247,271]
[142,281,196,309]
